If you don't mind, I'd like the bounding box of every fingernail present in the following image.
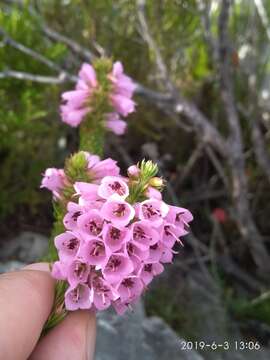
[22,262,50,272]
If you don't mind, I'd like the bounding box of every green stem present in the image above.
[79,112,105,157]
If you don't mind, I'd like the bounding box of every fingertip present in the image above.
[30,310,96,360]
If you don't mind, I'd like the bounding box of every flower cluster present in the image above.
[60,61,136,135]
[44,155,193,315]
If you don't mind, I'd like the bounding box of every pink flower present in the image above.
[131,220,159,250]
[98,176,129,200]
[90,275,118,310]
[74,182,100,203]
[51,261,67,280]
[60,105,90,127]
[103,224,131,252]
[63,202,84,230]
[60,63,97,127]
[145,186,162,200]
[101,196,135,227]
[67,260,90,286]
[84,154,120,182]
[110,61,136,98]
[78,63,97,88]
[77,210,104,237]
[81,238,108,266]
[139,262,164,286]
[139,199,169,226]
[117,276,143,302]
[161,223,186,248]
[105,113,127,135]
[127,165,140,178]
[65,284,92,310]
[54,231,81,262]
[147,242,164,263]
[41,168,65,199]
[166,206,193,229]
[102,254,133,283]
[111,94,136,117]
[126,241,149,272]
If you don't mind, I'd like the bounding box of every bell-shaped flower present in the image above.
[77,210,104,237]
[105,112,127,135]
[100,196,135,227]
[81,237,108,267]
[54,231,81,262]
[63,202,84,230]
[89,274,118,311]
[131,220,159,250]
[102,253,133,283]
[166,206,193,231]
[40,168,66,199]
[161,223,186,248]
[117,276,144,302]
[139,199,169,227]
[139,262,164,286]
[67,260,91,287]
[103,224,131,252]
[65,284,92,311]
[98,176,129,200]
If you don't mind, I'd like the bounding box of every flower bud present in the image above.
[127,165,140,178]
[148,177,163,188]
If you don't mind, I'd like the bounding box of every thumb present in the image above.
[29,310,96,360]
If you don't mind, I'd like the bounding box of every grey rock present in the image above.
[95,301,204,360]
[0,231,48,263]
[0,260,26,273]
[143,316,204,360]
[96,302,155,360]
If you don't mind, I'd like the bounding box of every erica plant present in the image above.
[41,58,193,333]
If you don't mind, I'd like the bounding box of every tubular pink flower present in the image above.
[106,119,127,135]
[139,199,169,226]
[102,253,134,284]
[139,262,164,286]
[98,176,129,200]
[111,94,136,117]
[117,276,143,302]
[77,210,104,237]
[63,202,84,230]
[83,154,120,182]
[41,168,66,199]
[166,206,194,229]
[110,61,136,98]
[100,196,135,227]
[60,63,97,127]
[54,231,81,263]
[103,224,131,252]
[67,260,90,287]
[81,238,108,267]
[127,165,140,178]
[89,275,118,311]
[131,220,159,250]
[74,182,99,201]
[65,284,92,311]
[161,223,186,248]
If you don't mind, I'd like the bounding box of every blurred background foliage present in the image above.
[1,0,270,342]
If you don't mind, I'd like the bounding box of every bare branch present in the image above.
[254,0,270,41]
[136,0,173,92]
[41,25,95,62]
[218,0,270,272]
[0,28,77,82]
[0,70,73,84]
